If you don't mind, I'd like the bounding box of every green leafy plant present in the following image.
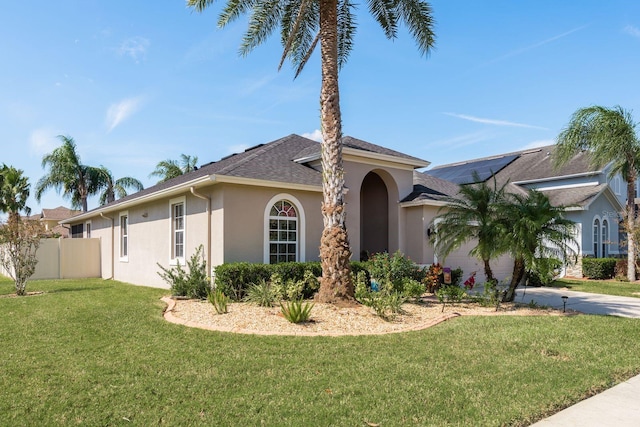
[401,278,426,301]
[208,289,230,314]
[280,300,313,323]
[244,279,277,307]
[582,257,617,280]
[435,285,466,312]
[157,245,210,299]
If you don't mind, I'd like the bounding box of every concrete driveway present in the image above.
[515,286,640,318]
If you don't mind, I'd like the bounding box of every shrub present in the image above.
[244,279,277,307]
[423,264,463,293]
[402,278,426,300]
[367,251,424,292]
[435,285,466,312]
[582,257,617,280]
[158,245,210,299]
[208,289,230,314]
[280,300,314,323]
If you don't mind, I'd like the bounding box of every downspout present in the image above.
[100,212,114,280]
[190,187,212,281]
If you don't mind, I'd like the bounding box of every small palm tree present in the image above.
[35,135,103,212]
[433,175,508,283]
[555,105,640,281]
[149,154,198,183]
[502,190,577,302]
[97,167,144,205]
[188,0,436,303]
[0,164,31,224]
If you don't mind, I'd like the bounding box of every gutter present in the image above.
[100,212,114,280]
[190,187,212,281]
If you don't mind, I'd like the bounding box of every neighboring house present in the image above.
[60,136,625,289]
[27,206,82,238]
[418,145,625,279]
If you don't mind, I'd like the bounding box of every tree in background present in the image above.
[555,105,640,281]
[97,166,144,205]
[502,190,577,302]
[188,0,436,303]
[35,135,104,212]
[0,165,42,296]
[149,154,199,184]
[432,175,509,284]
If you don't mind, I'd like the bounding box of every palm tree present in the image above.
[188,0,436,303]
[0,164,31,225]
[35,135,103,212]
[97,166,144,205]
[555,105,640,281]
[502,190,577,302]
[150,154,199,183]
[433,175,508,283]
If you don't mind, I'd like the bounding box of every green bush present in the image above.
[244,279,277,307]
[280,300,314,323]
[435,285,466,312]
[367,251,426,292]
[208,289,230,314]
[582,257,617,280]
[157,245,210,299]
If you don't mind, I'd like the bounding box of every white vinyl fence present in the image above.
[0,238,101,280]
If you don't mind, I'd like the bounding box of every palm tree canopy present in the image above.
[97,166,144,206]
[433,175,509,263]
[149,155,198,183]
[554,105,640,182]
[0,164,31,219]
[188,0,435,76]
[35,135,103,212]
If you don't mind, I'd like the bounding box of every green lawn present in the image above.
[1,277,640,426]
[550,278,640,298]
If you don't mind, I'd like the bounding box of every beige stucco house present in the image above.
[62,134,449,288]
[27,206,82,238]
[61,135,625,288]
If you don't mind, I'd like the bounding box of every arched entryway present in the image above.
[360,171,389,259]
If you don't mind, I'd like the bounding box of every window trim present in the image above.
[601,218,609,258]
[85,220,92,239]
[170,196,186,265]
[592,216,601,258]
[263,194,306,264]
[119,211,129,262]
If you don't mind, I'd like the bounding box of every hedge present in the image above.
[213,261,370,301]
[582,257,617,280]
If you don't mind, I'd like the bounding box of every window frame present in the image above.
[601,218,609,258]
[119,211,129,262]
[593,217,600,257]
[170,196,186,265]
[85,221,92,239]
[263,194,306,264]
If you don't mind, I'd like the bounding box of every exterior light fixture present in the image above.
[561,295,568,313]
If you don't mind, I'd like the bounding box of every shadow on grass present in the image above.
[48,285,113,294]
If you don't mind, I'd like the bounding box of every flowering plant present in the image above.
[463,272,476,290]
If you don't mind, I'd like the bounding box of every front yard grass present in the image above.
[550,277,640,298]
[1,277,640,426]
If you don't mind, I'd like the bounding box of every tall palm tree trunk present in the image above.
[504,257,525,302]
[316,0,353,303]
[626,175,636,281]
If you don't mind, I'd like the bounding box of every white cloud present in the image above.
[29,129,59,156]
[623,25,640,38]
[444,113,548,130]
[117,37,150,62]
[302,129,323,142]
[429,130,495,149]
[106,96,144,132]
[240,74,277,97]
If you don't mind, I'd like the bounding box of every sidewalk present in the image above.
[529,374,640,426]
[518,286,640,425]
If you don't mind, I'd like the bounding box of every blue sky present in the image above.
[2,0,640,213]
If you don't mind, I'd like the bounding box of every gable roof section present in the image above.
[400,171,461,205]
[63,134,429,222]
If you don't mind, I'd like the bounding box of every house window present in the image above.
[171,199,185,261]
[120,213,128,260]
[71,224,84,239]
[268,200,298,263]
[602,219,609,258]
[85,222,91,238]
[593,218,600,257]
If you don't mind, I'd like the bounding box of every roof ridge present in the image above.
[214,134,298,175]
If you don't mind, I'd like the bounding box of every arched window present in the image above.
[268,200,298,263]
[602,218,609,258]
[593,218,600,257]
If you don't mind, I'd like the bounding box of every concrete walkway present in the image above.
[517,286,640,426]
